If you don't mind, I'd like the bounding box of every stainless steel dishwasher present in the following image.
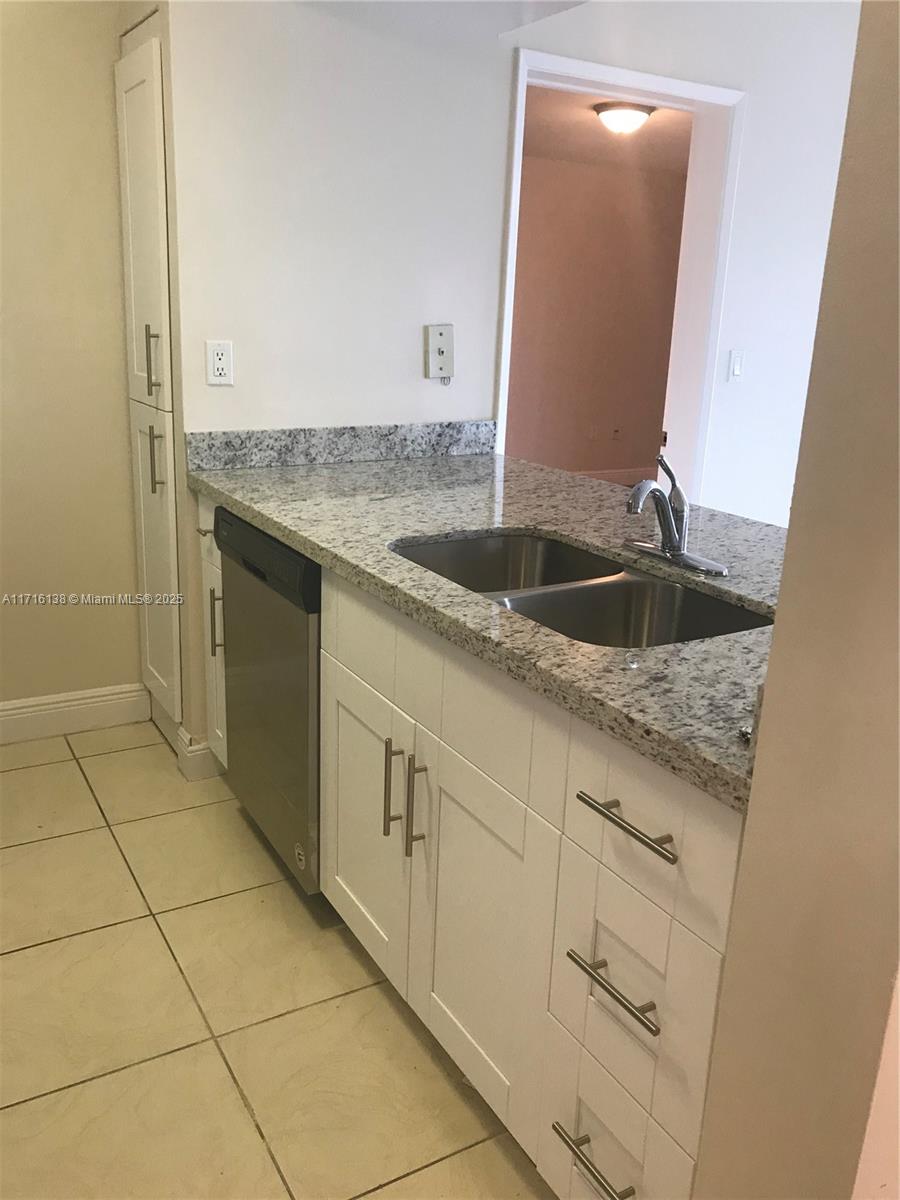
[214,507,320,894]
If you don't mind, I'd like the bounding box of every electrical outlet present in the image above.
[206,340,234,386]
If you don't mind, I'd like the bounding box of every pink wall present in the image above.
[506,154,687,479]
[853,978,899,1200]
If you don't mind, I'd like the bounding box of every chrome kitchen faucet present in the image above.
[626,455,729,577]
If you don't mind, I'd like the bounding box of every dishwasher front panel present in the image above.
[221,553,319,893]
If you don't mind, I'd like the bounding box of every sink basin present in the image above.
[393,533,623,594]
[499,575,772,648]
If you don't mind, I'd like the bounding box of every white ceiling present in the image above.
[523,85,693,173]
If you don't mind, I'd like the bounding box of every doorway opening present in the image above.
[506,86,692,485]
[496,51,746,501]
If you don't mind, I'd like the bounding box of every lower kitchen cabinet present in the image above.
[129,400,181,722]
[200,556,227,767]
[321,654,414,994]
[538,1014,695,1200]
[408,741,560,1158]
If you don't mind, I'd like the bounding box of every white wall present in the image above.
[167,1,859,526]
[694,3,898,1192]
[168,1,526,434]
[503,1,860,524]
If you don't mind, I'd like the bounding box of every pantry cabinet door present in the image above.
[115,39,171,410]
[321,655,413,995]
[200,557,227,767]
[408,741,560,1159]
[129,401,181,722]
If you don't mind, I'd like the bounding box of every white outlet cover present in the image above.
[206,340,234,386]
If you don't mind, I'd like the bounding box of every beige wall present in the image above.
[506,154,686,479]
[0,2,141,701]
[693,3,899,1197]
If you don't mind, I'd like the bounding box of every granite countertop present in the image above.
[188,454,786,811]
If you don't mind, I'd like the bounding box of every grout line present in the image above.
[68,749,297,1200]
[1,821,109,852]
[0,1037,213,1112]
[0,914,151,958]
[217,979,385,1042]
[347,1133,500,1200]
[0,756,74,775]
[154,878,287,917]
[108,794,236,829]
[72,738,168,761]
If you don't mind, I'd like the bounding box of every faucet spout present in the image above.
[627,481,680,553]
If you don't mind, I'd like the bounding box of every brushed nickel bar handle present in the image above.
[148,424,165,494]
[551,1123,635,1200]
[566,948,661,1037]
[404,753,427,857]
[382,737,403,837]
[144,323,161,395]
[576,790,678,865]
[197,527,214,537]
[209,588,224,657]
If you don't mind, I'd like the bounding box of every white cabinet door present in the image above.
[130,401,181,721]
[200,556,227,767]
[115,39,171,410]
[408,740,560,1159]
[321,654,413,995]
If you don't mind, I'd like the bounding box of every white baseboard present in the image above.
[176,726,226,781]
[0,683,150,745]
[151,697,225,781]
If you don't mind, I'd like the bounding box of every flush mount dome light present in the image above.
[593,102,656,134]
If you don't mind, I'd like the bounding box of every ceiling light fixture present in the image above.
[593,102,656,134]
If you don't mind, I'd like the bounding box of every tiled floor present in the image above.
[0,723,554,1200]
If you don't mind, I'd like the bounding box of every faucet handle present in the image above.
[657,454,678,492]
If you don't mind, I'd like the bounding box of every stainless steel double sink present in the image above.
[393,533,772,649]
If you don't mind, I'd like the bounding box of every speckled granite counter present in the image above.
[188,455,786,811]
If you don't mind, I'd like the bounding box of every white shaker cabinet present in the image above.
[114,39,172,411]
[129,402,181,722]
[200,556,227,768]
[408,741,560,1158]
[321,654,414,995]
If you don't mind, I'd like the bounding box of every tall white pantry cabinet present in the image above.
[115,38,182,724]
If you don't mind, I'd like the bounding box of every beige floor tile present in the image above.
[0,761,104,848]
[0,828,147,953]
[371,1135,555,1199]
[0,918,208,1106]
[114,800,284,912]
[222,983,501,1200]
[0,737,71,772]
[0,1042,288,1199]
[160,880,383,1033]
[80,742,232,824]
[68,720,163,758]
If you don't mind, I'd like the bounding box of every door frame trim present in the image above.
[495,48,746,501]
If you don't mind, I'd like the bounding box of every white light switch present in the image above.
[424,324,454,383]
[206,340,234,386]
[728,349,745,381]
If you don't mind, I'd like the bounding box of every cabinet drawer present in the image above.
[198,496,221,568]
[538,1014,695,1200]
[564,728,742,952]
[550,838,721,1156]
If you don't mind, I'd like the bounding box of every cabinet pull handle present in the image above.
[209,588,224,657]
[197,527,214,537]
[576,790,678,865]
[404,753,427,857]
[147,425,165,494]
[382,737,404,837]
[566,949,661,1037]
[551,1123,635,1200]
[144,323,162,395]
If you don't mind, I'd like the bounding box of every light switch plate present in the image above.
[206,340,234,386]
[424,324,454,381]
